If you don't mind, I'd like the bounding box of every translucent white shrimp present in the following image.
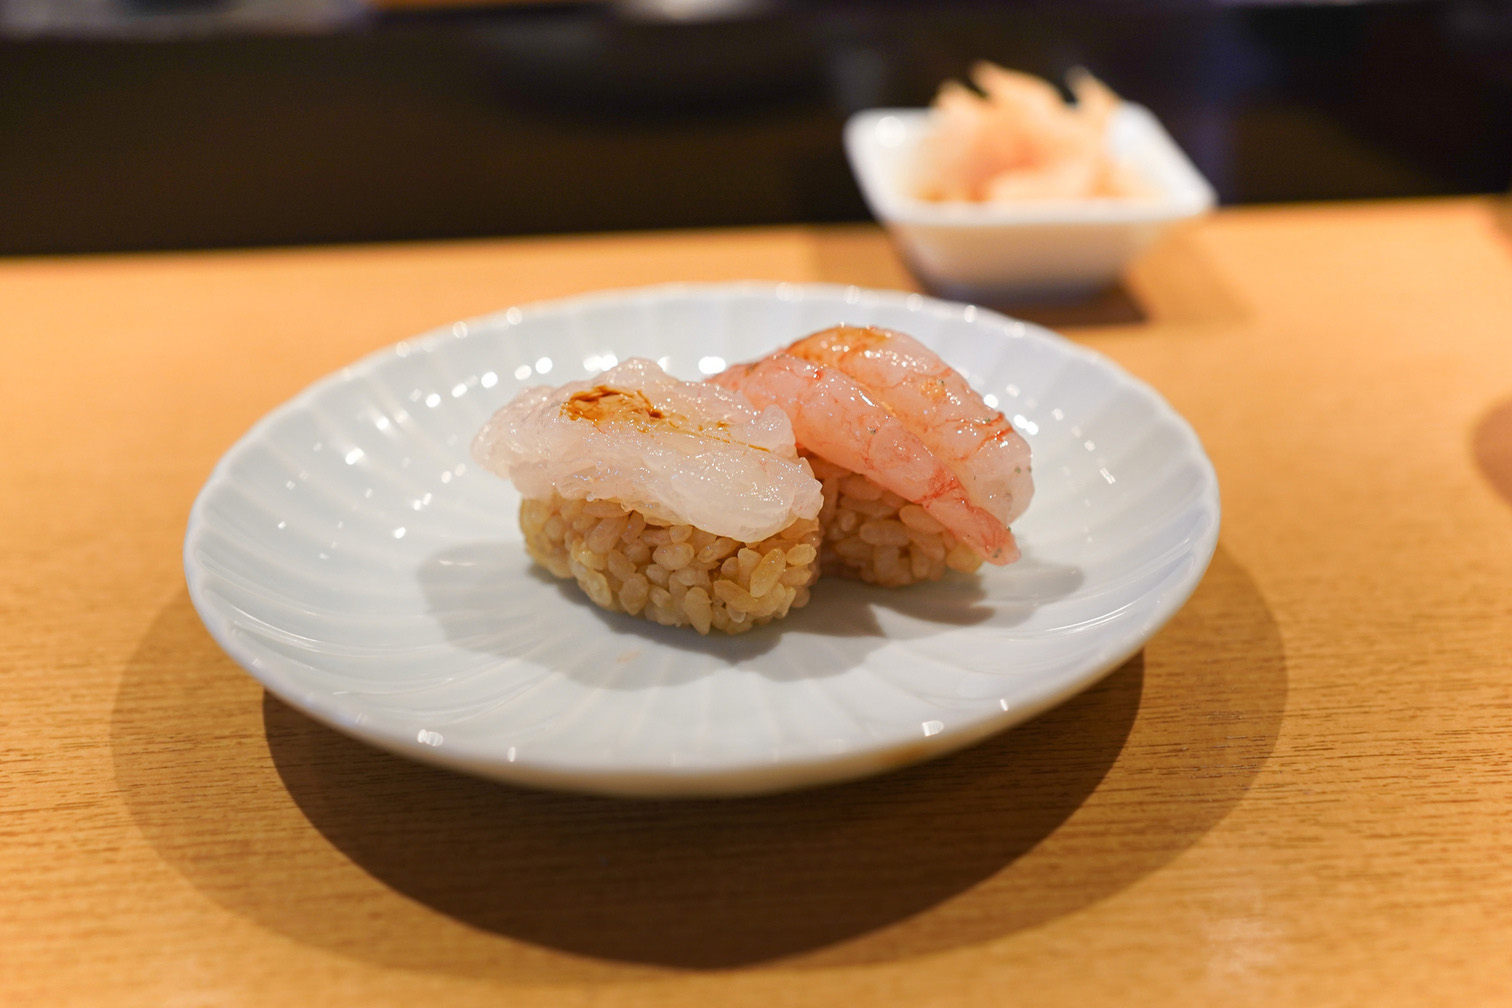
[784,325,1033,527]
[711,353,1017,564]
[472,357,821,543]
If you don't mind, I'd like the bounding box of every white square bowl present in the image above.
[844,104,1216,302]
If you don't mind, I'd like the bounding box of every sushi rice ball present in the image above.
[472,358,824,634]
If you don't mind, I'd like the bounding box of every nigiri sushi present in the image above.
[712,326,1033,588]
[472,358,824,634]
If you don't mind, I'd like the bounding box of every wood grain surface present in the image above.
[4,201,1511,1006]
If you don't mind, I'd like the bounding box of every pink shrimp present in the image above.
[783,325,1033,527]
[914,63,1143,203]
[712,353,1018,564]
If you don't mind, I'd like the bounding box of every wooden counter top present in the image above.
[5,199,1510,1006]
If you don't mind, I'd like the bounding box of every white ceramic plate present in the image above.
[185,282,1219,797]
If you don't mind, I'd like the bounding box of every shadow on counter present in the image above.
[806,222,1250,331]
[112,546,1285,975]
[1473,394,1512,508]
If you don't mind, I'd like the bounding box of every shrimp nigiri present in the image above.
[784,324,1032,527]
[473,358,824,634]
[713,339,1030,588]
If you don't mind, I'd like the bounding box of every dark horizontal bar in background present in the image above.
[1,0,1509,255]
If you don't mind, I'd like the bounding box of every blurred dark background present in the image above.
[3,0,1511,255]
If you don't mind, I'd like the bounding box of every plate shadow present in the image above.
[418,541,1080,689]
[1472,395,1512,508]
[113,545,1282,978]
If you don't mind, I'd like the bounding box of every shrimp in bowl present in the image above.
[914,62,1148,204]
[712,325,1033,587]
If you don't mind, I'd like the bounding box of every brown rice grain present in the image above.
[652,541,695,570]
[673,565,708,588]
[898,504,944,534]
[839,473,884,500]
[779,566,811,587]
[805,456,986,588]
[946,541,984,572]
[518,492,819,634]
[584,499,625,518]
[606,549,636,582]
[845,496,900,519]
[858,519,911,547]
[748,548,786,598]
[619,574,649,614]
[585,516,626,554]
[683,587,713,634]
